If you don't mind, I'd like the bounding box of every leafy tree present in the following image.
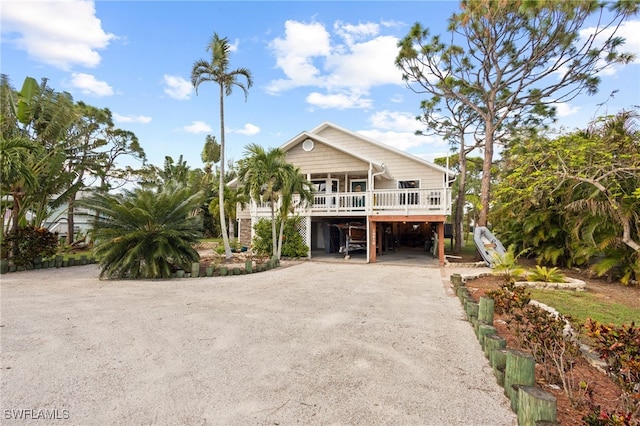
[396,0,638,226]
[191,33,253,259]
[492,111,640,283]
[93,128,146,191]
[0,76,76,231]
[1,75,145,243]
[83,184,204,279]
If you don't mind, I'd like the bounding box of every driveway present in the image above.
[0,262,515,425]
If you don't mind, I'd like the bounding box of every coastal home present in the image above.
[236,122,454,266]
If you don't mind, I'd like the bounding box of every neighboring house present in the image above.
[236,122,455,266]
[43,190,94,243]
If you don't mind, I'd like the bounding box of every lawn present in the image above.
[529,288,639,327]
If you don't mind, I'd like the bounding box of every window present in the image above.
[398,180,420,205]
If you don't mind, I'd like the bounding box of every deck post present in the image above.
[368,217,377,263]
[438,221,445,266]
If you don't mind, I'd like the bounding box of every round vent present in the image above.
[302,138,314,152]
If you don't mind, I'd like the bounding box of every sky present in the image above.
[2,1,639,172]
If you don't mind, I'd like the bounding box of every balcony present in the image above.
[249,187,452,217]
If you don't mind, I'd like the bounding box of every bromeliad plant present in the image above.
[84,184,204,279]
[527,265,567,283]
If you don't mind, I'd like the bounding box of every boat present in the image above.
[473,226,506,267]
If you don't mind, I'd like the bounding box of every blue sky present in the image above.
[2,1,639,171]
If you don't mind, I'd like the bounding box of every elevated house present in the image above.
[236,122,454,266]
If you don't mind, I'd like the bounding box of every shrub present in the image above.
[528,265,566,283]
[492,244,528,284]
[507,303,583,405]
[486,282,531,314]
[585,319,640,418]
[251,216,308,258]
[0,226,58,266]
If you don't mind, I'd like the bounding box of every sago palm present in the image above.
[191,33,253,260]
[84,184,204,279]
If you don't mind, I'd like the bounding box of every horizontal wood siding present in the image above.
[315,127,444,189]
[286,141,369,174]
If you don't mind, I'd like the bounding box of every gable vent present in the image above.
[302,138,314,152]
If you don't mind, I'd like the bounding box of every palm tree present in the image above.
[0,137,38,233]
[191,33,253,260]
[209,184,247,244]
[276,164,314,259]
[83,183,204,279]
[237,143,289,258]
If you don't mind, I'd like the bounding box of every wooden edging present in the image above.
[450,273,559,426]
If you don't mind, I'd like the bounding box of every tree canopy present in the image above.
[396,0,638,226]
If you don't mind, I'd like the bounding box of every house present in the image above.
[236,122,455,266]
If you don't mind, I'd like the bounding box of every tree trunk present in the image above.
[67,198,75,245]
[454,148,467,253]
[228,216,235,243]
[269,201,277,258]
[218,83,232,259]
[478,125,495,227]
[276,216,285,260]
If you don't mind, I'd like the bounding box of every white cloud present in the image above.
[0,0,115,70]
[554,102,581,118]
[358,129,439,152]
[333,21,380,46]
[581,19,640,65]
[183,121,211,133]
[357,110,443,152]
[163,75,192,100]
[113,113,152,124]
[266,19,404,109]
[306,92,372,109]
[231,123,260,136]
[69,73,113,96]
[368,110,419,131]
[267,20,331,94]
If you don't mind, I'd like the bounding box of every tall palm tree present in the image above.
[276,164,314,259]
[237,143,289,258]
[83,183,204,279]
[191,33,253,260]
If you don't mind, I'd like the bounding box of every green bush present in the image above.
[252,216,308,258]
[1,226,58,266]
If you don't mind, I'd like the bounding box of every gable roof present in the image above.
[280,121,455,179]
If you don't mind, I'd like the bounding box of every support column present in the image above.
[438,221,445,266]
[369,217,377,263]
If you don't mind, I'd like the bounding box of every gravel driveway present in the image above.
[1,262,515,425]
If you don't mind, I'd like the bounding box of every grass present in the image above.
[529,289,640,327]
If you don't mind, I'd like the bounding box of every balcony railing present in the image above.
[250,187,451,217]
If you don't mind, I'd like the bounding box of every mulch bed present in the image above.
[462,273,635,425]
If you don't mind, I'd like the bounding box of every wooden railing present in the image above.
[250,187,451,216]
